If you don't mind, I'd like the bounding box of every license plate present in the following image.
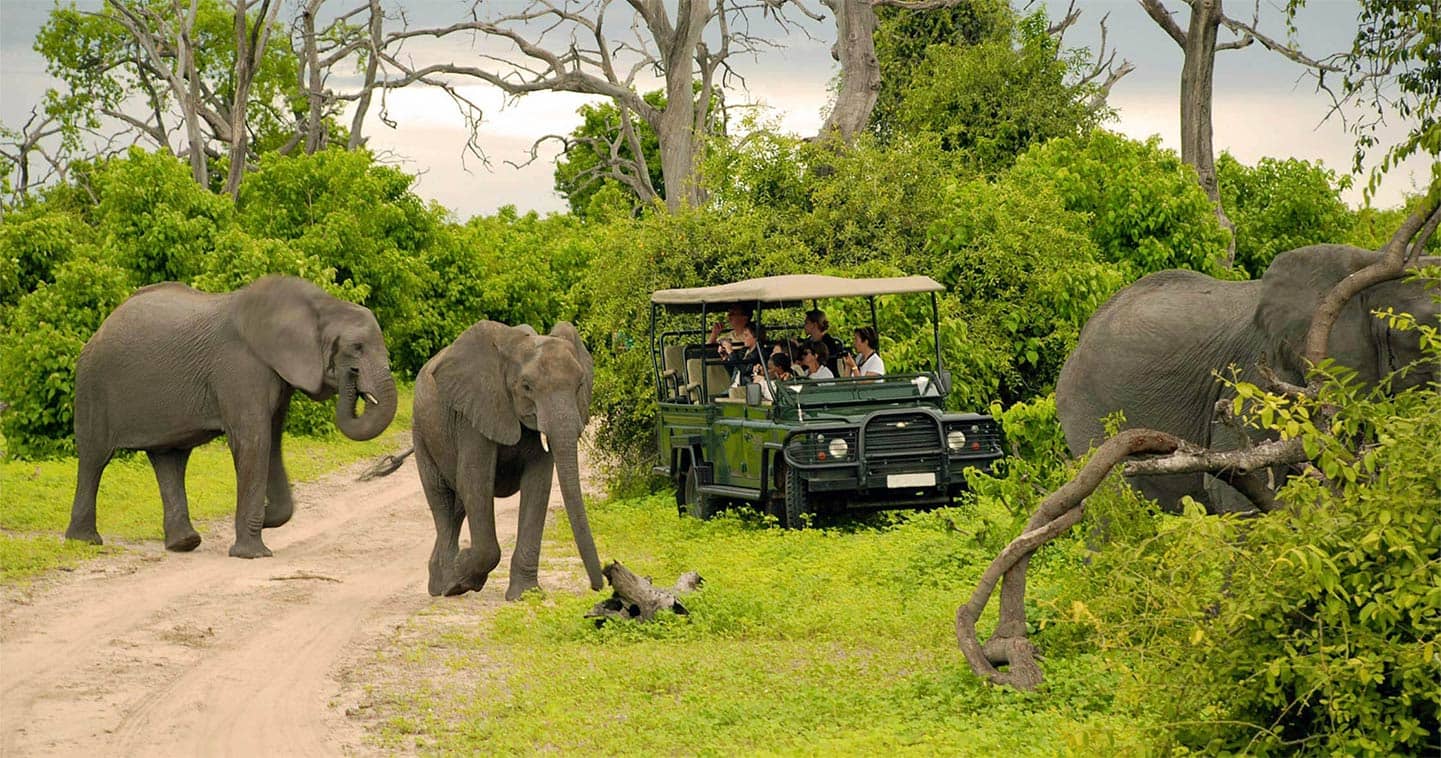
[886,472,936,488]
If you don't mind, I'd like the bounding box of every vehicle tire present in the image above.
[782,462,809,530]
[682,465,722,520]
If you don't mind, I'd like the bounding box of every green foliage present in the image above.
[1006,131,1233,277]
[0,257,133,458]
[1217,153,1354,276]
[0,204,96,308]
[893,11,1101,174]
[928,172,1124,403]
[92,148,234,285]
[871,0,1012,141]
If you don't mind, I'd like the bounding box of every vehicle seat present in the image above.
[661,344,686,401]
[683,357,734,402]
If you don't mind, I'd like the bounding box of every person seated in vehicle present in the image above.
[754,351,795,402]
[708,303,755,358]
[802,309,844,374]
[797,342,834,379]
[841,326,885,377]
[724,323,766,385]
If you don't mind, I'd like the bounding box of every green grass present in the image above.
[372,496,1161,755]
[0,385,414,582]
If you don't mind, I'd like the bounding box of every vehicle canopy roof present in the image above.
[650,274,943,311]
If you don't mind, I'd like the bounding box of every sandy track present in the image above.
[0,450,567,757]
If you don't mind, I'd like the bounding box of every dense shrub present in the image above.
[1218,153,1354,276]
[0,257,132,458]
[1059,311,1441,754]
[1006,131,1232,277]
[92,148,233,285]
[0,208,95,309]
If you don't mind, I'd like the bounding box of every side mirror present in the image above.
[745,382,762,405]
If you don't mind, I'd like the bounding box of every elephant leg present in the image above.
[448,442,501,596]
[264,399,294,529]
[506,452,554,601]
[148,449,201,551]
[65,439,112,545]
[227,423,273,558]
[1127,471,1208,514]
[417,448,463,597]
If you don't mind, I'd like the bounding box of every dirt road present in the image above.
[1,451,588,756]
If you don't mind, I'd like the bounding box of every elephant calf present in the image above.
[412,320,605,600]
[1057,244,1440,513]
[65,276,398,557]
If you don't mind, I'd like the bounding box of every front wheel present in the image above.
[780,462,809,530]
[682,465,722,520]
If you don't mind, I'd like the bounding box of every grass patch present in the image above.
[0,385,413,582]
[373,496,1160,754]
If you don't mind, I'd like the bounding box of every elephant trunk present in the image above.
[335,351,397,441]
[551,435,604,591]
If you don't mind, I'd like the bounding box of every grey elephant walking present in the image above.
[1057,244,1439,513]
[412,320,605,600]
[65,276,398,557]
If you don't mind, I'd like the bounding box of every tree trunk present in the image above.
[301,0,326,153]
[818,0,881,143]
[653,1,709,211]
[348,0,383,150]
[224,0,280,198]
[177,0,208,186]
[1176,0,1238,266]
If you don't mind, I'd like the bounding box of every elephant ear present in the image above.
[433,321,528,445]
[233,276,326,395]
[550,321,593,425]
[1255,244,1377,377]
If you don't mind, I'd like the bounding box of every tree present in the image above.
[1138,0,1343,267]
[552,92,666,216]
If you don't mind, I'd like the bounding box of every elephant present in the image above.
[64,275,398,557]
[1057,244,1440,514]
[412,320,605,600]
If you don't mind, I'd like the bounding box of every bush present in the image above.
[1006,131,1232,277]
[0,208,96,309]
[0,257,132,459]
[1069,322,1441,754]
[1217,153,1353,276]
[91,147,234,285]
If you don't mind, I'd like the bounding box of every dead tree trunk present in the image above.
[224,0,281,198]
[816,0,881,143]
[586,562,703,623]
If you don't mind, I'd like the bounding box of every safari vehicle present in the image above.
[649,274,1005,528]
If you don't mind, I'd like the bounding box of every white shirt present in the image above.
[807,365,835,380]
[854,351,885,376]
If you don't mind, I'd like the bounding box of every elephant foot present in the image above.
[442,575,487,597]
[262,501,294,529]
[504,578,541,602]
[228,538,273,559]
[64,527,103,546]
[165,530,202,552]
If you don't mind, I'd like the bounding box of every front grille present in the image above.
[864,412,941,455]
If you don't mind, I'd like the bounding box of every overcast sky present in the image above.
[0,0,1431,220]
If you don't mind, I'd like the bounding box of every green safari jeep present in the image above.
[648,274,1005,528]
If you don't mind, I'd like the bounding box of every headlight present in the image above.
[947,430,967,452]
[827,437,850,459]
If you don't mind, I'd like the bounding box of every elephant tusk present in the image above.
[362,392,378,406]
[540,433,550,453]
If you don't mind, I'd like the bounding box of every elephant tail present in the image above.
[358,447,415,481]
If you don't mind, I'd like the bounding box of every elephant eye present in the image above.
[521,380,534,393]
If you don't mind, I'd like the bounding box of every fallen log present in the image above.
[585,561,703,625]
